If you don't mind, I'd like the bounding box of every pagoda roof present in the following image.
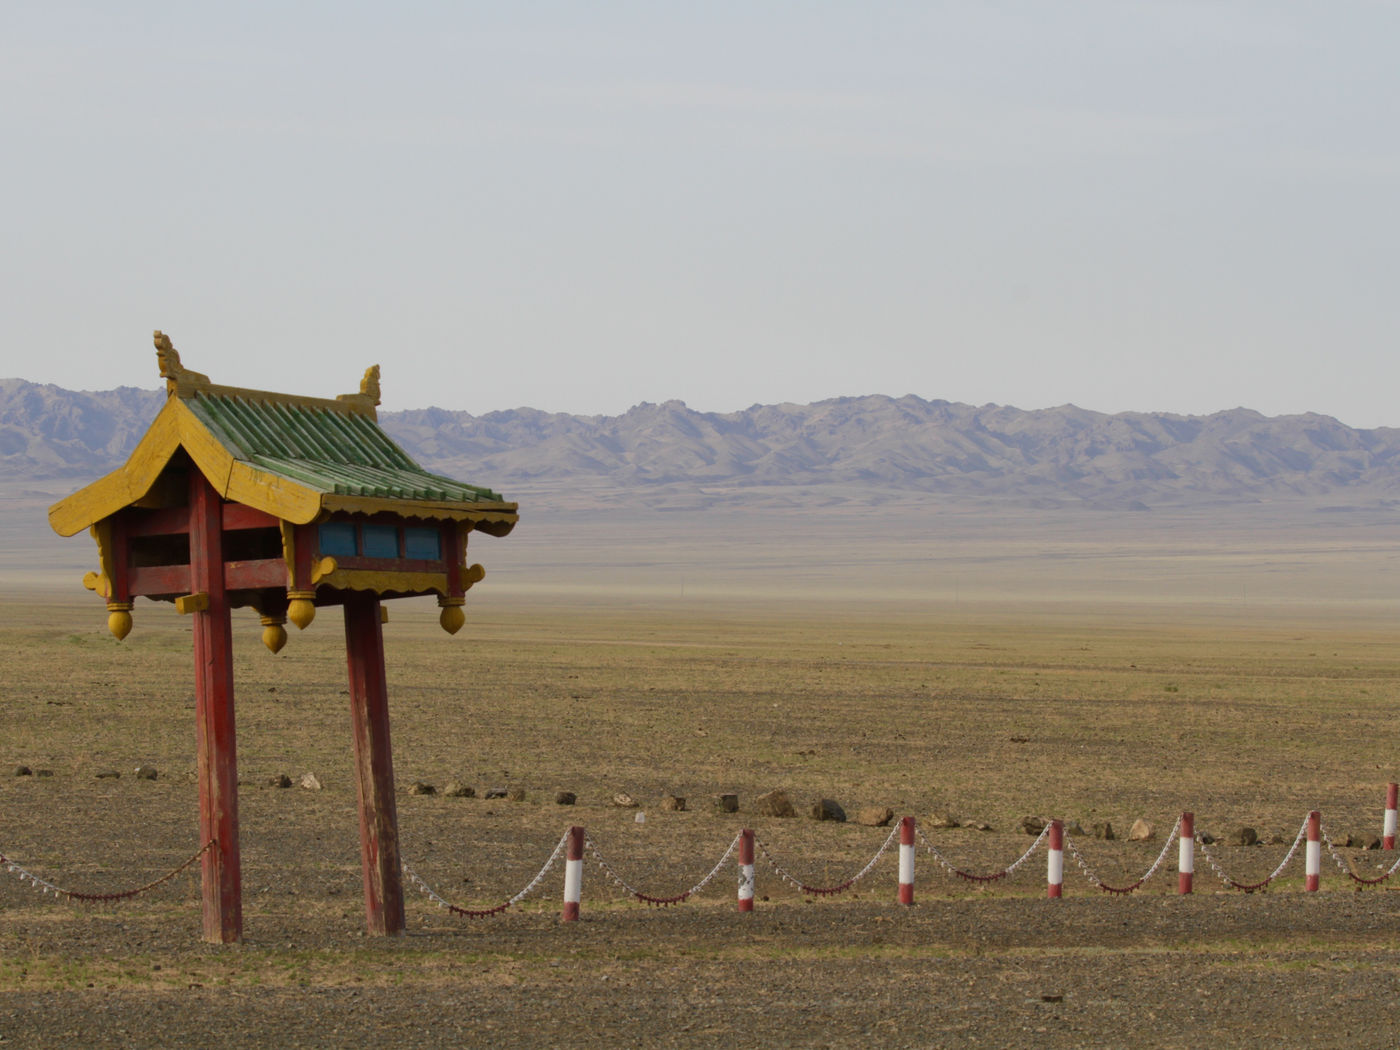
[50,334,518,538]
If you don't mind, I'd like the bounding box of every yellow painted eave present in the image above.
[48,400,188,536]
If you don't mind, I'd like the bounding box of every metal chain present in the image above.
[0,841,214,903]
[402,830,570,919]
[915,822,1050,883]
[1319,823,1400,887]
[754,824,900,897]
[1196,815,1308,893]
[584,831,742,906]
[1063,818,1181,895]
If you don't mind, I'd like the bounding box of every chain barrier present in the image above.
[11,805,1399,924]
[1196,815,1308,893]
[1063,818,1182,895]
[402,831,570,919]
[1319,823,1400,887]
[585,831,742,906]
[754,824,900,897]
[0,841,214,903]
[914,822,1050,883]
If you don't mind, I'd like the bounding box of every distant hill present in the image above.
[4,379,1400,509]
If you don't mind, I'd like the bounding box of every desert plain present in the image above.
[2,489,1400,1048]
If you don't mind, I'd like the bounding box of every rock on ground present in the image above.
[1128,819,1154,841]
[754,789,796,818]
[809,798,846,822]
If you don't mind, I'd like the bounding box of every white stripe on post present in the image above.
[1047,820,1064,899]
[1178,812,1194,895]
[898,816,915,906]
[1384,783,1397,851]
[1305,811,1320,893]
[562,825,584,921]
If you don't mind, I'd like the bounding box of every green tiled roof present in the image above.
[187,393,507,504]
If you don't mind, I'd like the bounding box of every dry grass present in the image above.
[3,591,1398,893]
[5,582,1400,1047]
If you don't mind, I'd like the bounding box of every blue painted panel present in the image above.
[319,521,358,557]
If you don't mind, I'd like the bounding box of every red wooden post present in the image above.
[1047,820,1064,899]
[898,816,915,905]
[1384,783,1397,850]
[1178,812,1194,895]
[1305,810,1321,893]
[563,825,585,921]
[738,829,755,912]
[344,590,406,935]
[189,473,242,943]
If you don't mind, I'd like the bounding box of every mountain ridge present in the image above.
[4,379,1399,509]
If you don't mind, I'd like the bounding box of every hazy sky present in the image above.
[4,4,1398,425]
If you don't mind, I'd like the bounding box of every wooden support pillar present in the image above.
[344,590,406,935]
[188,474,242,943]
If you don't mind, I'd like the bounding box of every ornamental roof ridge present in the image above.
[154,330,380,417]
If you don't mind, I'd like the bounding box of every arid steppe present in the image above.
[3,490,1400,1048]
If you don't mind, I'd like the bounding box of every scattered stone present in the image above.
[268,774,293,788]
[12,766,32,777]
[134,765,158,781]
[408,781,436,796]
[754,789,797,818]
[300,772,322,791]
[714,793,740,814]
[1363,834,1382,851]
[810,798,846,822]
[1066,821,1085,836]
[1330,831,1354,848]
[506,788,526,803]
[1198,831,1216,845]
[925,812,959,830]
[34,769,54,778]
[95,770,121,780]
[971,821,994,832]
[634,812,646,824]
[555,791,577,806]
[1128,819,1154,842]
[1267,833,1288,845]
[1021,816,1048,836]
[444,782,476,798]
[484,787,508,800]
[1093,822,1116,841]
[660,795,686,812]
[857,806,894,827]
[613,792,638,808]
[1232,827,1258,847]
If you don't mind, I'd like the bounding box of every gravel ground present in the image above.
[6,602,1400,1048]
[5,832,1400,1049]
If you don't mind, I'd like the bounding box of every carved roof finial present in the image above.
[336,364,382,414]
[154,330,210,396]
[361,364,381,406]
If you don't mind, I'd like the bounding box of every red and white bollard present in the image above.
[1305,811,1321,893]
[562,825,584,921]
[898,816,915,905]
[1384,783,1397,851]
[738,829,755,913]
[1178,812,1194,895]
[1047,820,1064,899]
